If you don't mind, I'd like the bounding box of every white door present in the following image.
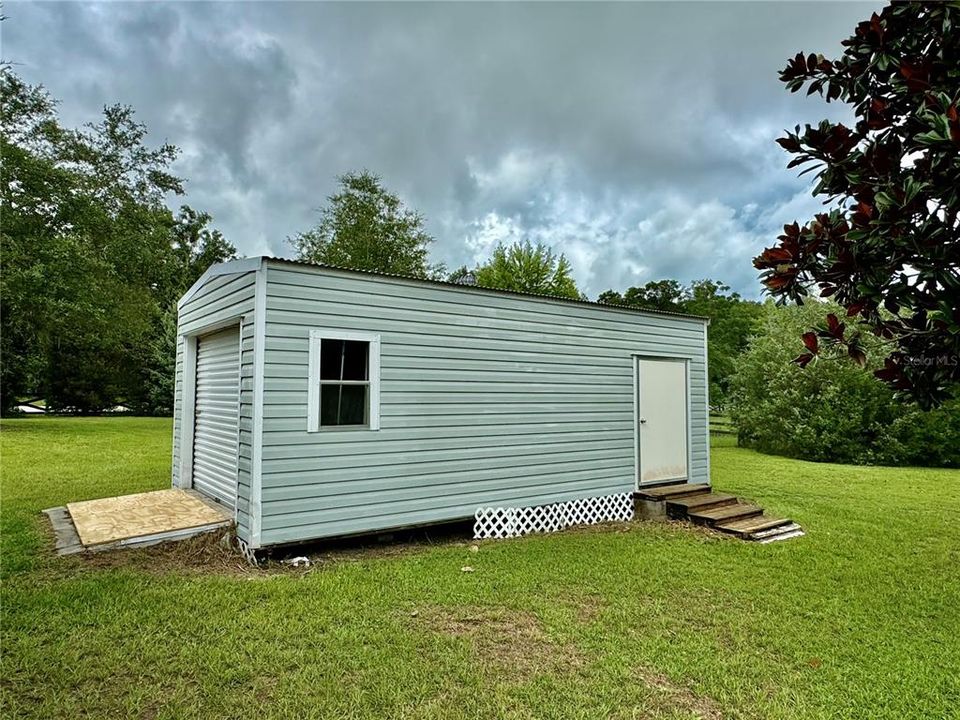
[192,325,241,508]
[637,358,688,485]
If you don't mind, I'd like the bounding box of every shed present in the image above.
[172,257,710,553]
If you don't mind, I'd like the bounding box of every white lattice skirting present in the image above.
[474,492,634,540]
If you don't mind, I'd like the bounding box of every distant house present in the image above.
[173,257,710,553]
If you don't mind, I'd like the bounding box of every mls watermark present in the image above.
[903,354,960,368]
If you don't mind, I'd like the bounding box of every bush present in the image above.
[875,400,960,468]
[729,302,959,467]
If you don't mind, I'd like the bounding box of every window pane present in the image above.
[320,384,368,426]
[320,339,368,381]
[319,384,340,426]
[341,340,369,381]
[320,339,345,381]
[337,384,367,424]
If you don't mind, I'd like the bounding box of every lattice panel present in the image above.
[474,493,634,540]
[236,537,259,566]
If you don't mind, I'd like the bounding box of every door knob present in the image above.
[639,418,647,424]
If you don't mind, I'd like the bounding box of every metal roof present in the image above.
[264,256,709,321]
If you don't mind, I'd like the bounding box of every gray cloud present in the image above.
[3,1,877,297]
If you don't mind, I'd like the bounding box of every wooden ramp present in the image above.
[46,489,232,554]
[634,483,804,543]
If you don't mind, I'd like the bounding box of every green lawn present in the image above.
[2,418,958,719]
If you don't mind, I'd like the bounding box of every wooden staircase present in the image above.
[633,482,804,543]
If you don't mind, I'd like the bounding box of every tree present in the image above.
[598,280,687,313]
[472,240,582,299]
[729,301,959,467]
[446,265,473,284]
[754,1,960,408]
[291,171,437,278]
[165,206,238,303]
[599,278,763,405]
[684,280,764,407]
[135,206,237,415]
[0,69,235,414]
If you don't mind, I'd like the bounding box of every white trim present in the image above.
[176,335,198,490]
[231,323,244,523]
[307,328,381,432]
[632,357,640,491]
[685,357,693,483]
[178,256,263,311]
[703,322,711,487]
[250,263,267,548]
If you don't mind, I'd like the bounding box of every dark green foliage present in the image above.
[472,240,582,300]
[597,279,686,313]
[446,265,472,285]
[755,1,960,408]
[876,398,960,467]
[139,310,179,416]
[684,280,764,406]
[0,70,236,415]
[291,171,437,278]
[599,279,763,406]
[730,302,959,467]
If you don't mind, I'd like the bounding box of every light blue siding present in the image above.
[172,269,257,542]
[257,261,709,547]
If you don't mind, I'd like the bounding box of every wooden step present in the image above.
[752,522,805,543]
[715,515,792,538]
[666,492,737,519]
[634,483,711,502]
[688,503,763,527]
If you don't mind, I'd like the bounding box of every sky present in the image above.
[3,1,879,299]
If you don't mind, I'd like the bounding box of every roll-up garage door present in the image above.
[192,325,240,508]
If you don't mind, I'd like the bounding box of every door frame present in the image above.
[632,354,692,489]
[176,318,243,517]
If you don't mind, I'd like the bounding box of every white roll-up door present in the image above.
[192,325,240,508]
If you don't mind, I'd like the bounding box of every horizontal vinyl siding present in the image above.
[259,263,709,546]
[172,268,257,542]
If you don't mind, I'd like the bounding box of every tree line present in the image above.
[2,71,237,415]
[4,0,956,469]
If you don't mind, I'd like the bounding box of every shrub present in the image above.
[729,302,958,467]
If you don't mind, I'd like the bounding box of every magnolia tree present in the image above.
[754,1,960,408]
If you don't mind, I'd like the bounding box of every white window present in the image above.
[307,329,381,432]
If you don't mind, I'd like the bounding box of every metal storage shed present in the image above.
[172,257,710,553]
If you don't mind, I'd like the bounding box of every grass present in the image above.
[2,417,958,719]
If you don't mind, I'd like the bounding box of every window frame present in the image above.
[307,329,381,432]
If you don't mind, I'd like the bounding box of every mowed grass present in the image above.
[2,418,958,719]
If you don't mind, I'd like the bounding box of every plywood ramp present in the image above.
[67,489,232,548]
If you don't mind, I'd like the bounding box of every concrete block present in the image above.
[634,498,667,521]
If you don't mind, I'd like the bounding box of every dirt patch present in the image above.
[412,605,584,680]
[77,529,261,576]
[41,517,475,578]
[573,593,606,624]
[553,591,607,624]
[636,666,724,720]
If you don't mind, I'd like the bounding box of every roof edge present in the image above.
[262,256,710,322]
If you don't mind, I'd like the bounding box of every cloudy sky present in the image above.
[4,1,878,298]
